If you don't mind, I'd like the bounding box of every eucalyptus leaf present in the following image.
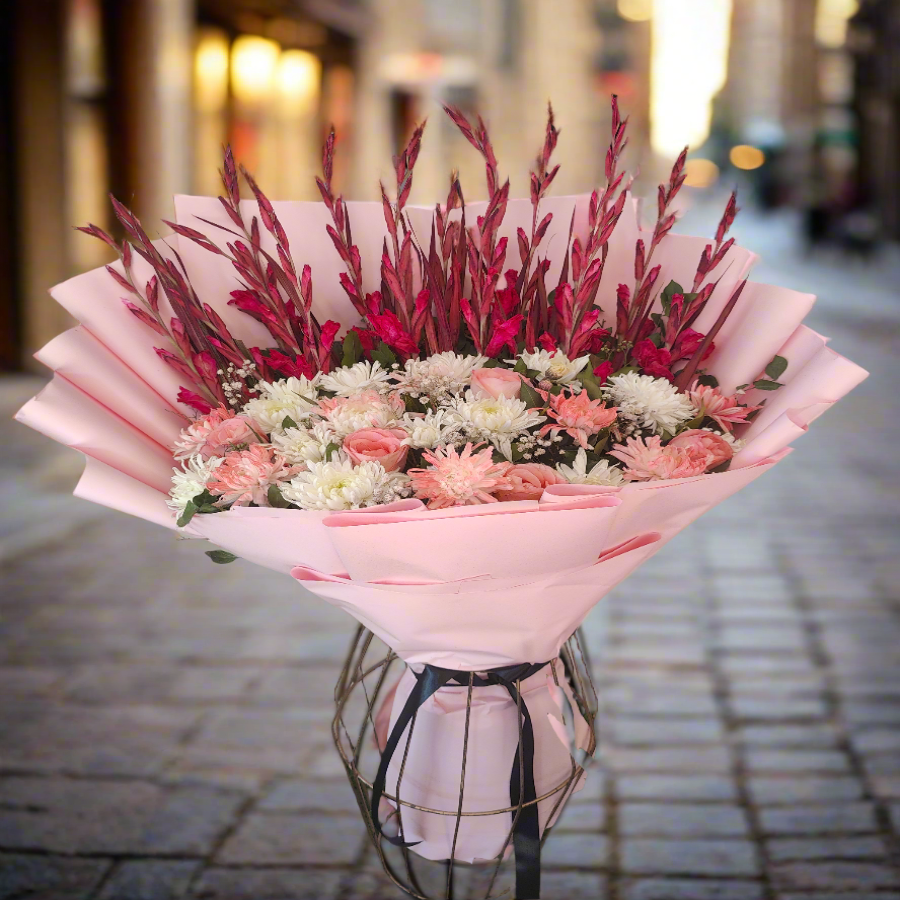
[341,330,362,367]
[176,500,197,528]
[267,484,291,508]
[753,379,783,391]
[518,380,544,410]
[765,355,788,380]
[205,550,238,564]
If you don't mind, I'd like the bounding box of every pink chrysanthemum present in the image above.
[688,382,761,432]
[608,435,710,481]
[540,391,618,449]
[207,444,298,507]
[408,443,512,509]
[173,407,260,460]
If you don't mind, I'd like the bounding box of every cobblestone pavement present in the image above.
[1,211,899,899]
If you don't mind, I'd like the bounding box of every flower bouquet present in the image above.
[16,98,867,899]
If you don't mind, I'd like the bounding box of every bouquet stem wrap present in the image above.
[373,661,554,899]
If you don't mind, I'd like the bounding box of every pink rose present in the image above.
[495,463,566,501]
[668,429,733,471]
[344,427,409,472]
[201,416,260,459]
[470,367,522,400]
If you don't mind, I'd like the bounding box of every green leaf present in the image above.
[324,442,341,461]
[592,433,609,454]
[707,458,732,474]
[695,373,719,388]
[371,341,397,369]
[765,355,788,381]
[681,414,706,431]
[481,357,502,368]
[205,550,238,564]
[753,379,783,391]
[267,484,291,508]
[341,329,362,367]
[649,331,665,348]
[735,383,750,392]
[176,500,197,528]
[513,358,528,375]
[282,415,298,430]
[579,370,605,401]
[660,280,683,315]
[518,380,544,410]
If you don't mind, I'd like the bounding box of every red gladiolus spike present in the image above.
[538,332,557,353]
[122,301,167,337]
[592,360,613,384]
[616,283,630,336]
[484,314,524,358]
[177,388,213,414]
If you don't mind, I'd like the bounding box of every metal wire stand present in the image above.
[332,626,599,899]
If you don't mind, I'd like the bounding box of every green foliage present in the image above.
[660,280,683,315]
[324,442,341,461]
[205,550,238,564]
[267,484,292,508]
[765,355,788,381]
[513,358,528,375]
[695,373,719,388]
[282,415,298,430]
[753,379,783,391]
[341,330,362,367]
[371,342,397,369]
[579,368,605,401]
[176,489,220,527]
[518,380,544,410]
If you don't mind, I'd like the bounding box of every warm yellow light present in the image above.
[277,50,321,116]
[815,0,858,48]
[618,0,652,22]
[684,158,720,188]
[194,29,230,113]
[730,145,766,170]
[231,35,280,105]
[650,0,733,158]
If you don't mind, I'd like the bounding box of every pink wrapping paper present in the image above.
[16,195,870,873]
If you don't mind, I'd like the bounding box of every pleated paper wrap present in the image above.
[16,194,868,864]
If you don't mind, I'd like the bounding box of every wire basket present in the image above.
[332,625,599,899]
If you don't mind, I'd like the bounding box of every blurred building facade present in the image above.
[0,0,874,372]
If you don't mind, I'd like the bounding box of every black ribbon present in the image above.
[371,661,550,900]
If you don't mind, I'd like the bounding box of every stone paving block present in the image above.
[98,860,199,900]
[841,702,900,725]
[0,778,241,855]
[771,861,900,891]
[849,728,900,754]
[616,774,737,802]
[216,812,365,865]
[553,801,605,832]
[258,778,360,814]
[0,666,64,696]
[620,878,764,900]
[62,664,180,703]
[729,695,828,720]
[0,852,110,900]
[621,839,760,877]
[540,832,608,867]
[758,802,878,835]
[619,803,749,838]
[718,628,807,652]
[190,867,344,899]
[606,747,733,774]
[606,690,718,717]
[766,835,888,862]
[737,724,839,747]
[169,667,260,701]
[748,776,864,805]
[611,718,724,745]
[744,749,850,773]
[539,871,608,899]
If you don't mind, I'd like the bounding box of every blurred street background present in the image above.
[1,0,899,898]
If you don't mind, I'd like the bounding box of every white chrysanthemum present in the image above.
[557,448,625,487]
[400,409,461,450]
[316,392,404,437]
[271,422,338,467]
[715,429,746,452]
[242,377,319,434]
[518,349,589,384]
[318,361,393,396]
[604,371,697,436]
[393,352,487,400]
[448,390,545,460]
[282,458,410,511]
[167,455,224,514]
